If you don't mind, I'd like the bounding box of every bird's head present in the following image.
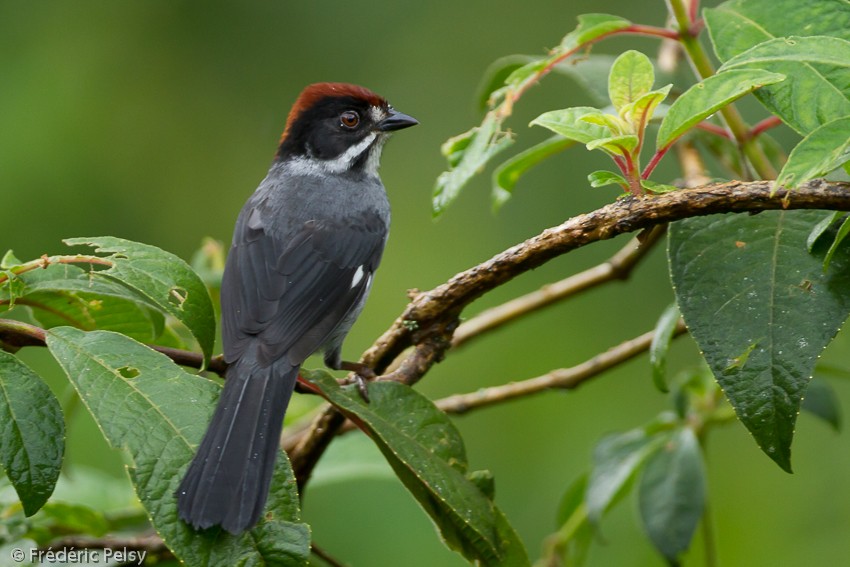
[275,82,418,176]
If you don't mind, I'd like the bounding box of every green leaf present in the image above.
[640,180,678,194]
[637,427,705,563]
[531,107,609,144]
[705,0,850,62]
[45,327,310,566]
[302,369,530,566]
[476,54,538,110]
[560,13,632,51]
[492,136,575,210]
[806,211,843,251]
[775,116,850,190]
[0,352,64,517]
[35,501,110,537]
[668,211,850,471]
[705,0,850,133]
[588,170,627,190]
[62,237,215,364]
[715,35,850,134]
[552,55,622,107]
[650,304,681,393]
[433,114,514,218]
[608,50,655,113]
[1,264,165,342]
[549,474,593,567]
[585,134,639,157]
[586,424,668,525]
[622,85,672,129]
[656,70,786,149]
[801,377,841,431]
[822,215,850,272]
[1,250,21,270]
[580,112,629,135]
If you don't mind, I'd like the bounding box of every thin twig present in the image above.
[437,321,687,414]
[290,180,850,486]
[451,226,666,349]
[311,542,350,567]
[0,317,227,375]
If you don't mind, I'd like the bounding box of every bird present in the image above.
[176,82,417,534]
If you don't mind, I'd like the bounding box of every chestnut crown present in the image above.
[275,82,417,168]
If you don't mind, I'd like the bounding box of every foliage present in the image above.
[2,0,850,566]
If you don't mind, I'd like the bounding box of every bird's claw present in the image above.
[337,361,376,403]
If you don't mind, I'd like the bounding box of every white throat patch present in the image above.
[287,104,390,178]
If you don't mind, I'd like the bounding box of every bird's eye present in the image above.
[339,110,360,129]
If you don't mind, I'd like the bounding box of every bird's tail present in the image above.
[176,349,298,534]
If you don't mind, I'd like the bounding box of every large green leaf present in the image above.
[637,427,705,563]
[716,36,850,134]
[1,263,164,342]
[706,0,850,62]
[62,237,215,363]
[775,116,850,189]
[706,0,850,134]
[668,211,850,471]
[45,327,310,566]
[303,370,530,567]
[656,69,786,149]
[0,352,64,516]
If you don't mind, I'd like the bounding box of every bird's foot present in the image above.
[337,361,376,402]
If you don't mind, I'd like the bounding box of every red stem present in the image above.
[688,0,701,23]
[642,144,672,179]
[749,116,782,138]
[695,121,733,139]
[508,24,679,108]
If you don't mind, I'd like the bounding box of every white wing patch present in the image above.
[351,265,366,288]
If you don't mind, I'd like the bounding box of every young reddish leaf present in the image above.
[623,85,672,128]
[608,50,655,113]
[531,107,609,144]
[586,134,639,157]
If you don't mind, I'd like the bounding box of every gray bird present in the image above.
[176,82,417,534]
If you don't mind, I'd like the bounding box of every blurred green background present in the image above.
[2,1,849,565]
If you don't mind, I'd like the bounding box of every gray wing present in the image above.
[221,202,387,367]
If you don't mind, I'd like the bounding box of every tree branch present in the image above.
[0,318,227,376]
[289,179,850,485]
[451,225,666,349]
[438,321,687,414]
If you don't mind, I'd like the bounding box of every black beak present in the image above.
[378,109,419,132]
